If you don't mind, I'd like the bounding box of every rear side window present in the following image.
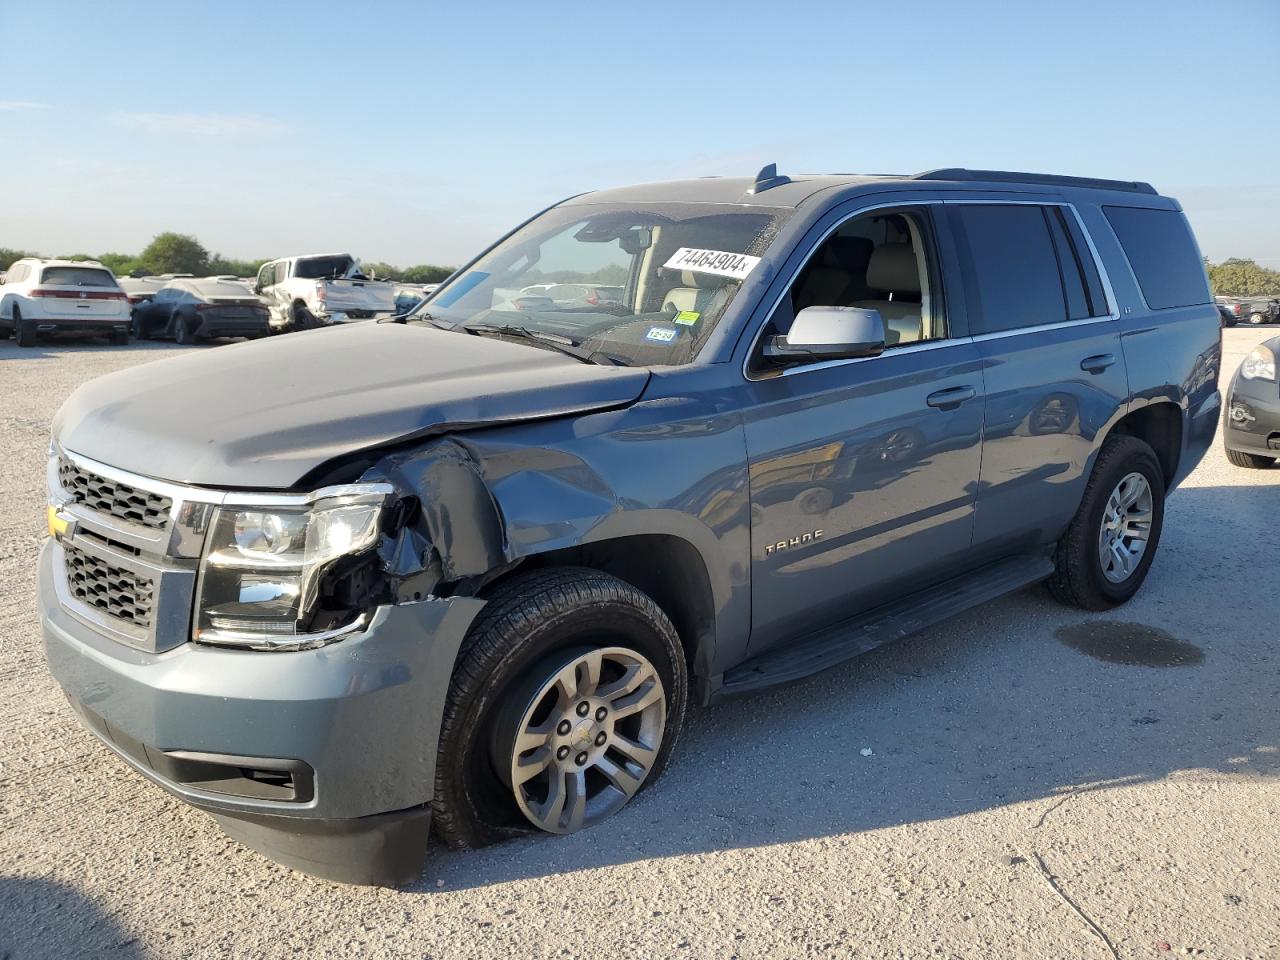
[40,266,117,288]
[952,205,1065,335]
[1103,206,1210,310]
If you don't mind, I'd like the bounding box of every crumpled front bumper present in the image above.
[39,540,484,884]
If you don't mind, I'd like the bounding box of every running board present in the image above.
[718,554,1055,698]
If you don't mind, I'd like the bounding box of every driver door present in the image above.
[742,204,985,654]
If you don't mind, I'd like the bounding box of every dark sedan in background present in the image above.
[1224,335,1280,468]
[131,278,271,343]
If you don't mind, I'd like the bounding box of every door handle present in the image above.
[926,385,977,409]
[1080,353,1117,374]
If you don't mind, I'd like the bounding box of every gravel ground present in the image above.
[1,328,1278,959]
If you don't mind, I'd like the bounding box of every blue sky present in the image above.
[2,0,1277,267]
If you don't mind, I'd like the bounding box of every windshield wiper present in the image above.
[463,323,617,365]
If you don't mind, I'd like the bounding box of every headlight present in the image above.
[1241,345,1277,382]
[193,491,387,651]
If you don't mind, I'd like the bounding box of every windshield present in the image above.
[40,266,117,287]
[295,256,360,280]
[415,202,788,366]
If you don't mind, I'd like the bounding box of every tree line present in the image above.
[1,233,456,284]
[1205,258,1280,297]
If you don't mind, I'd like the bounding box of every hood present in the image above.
[54,323,650,489]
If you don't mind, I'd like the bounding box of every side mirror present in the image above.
[765,306,886,363]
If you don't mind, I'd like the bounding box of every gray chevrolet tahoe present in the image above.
[40,166,1221,885]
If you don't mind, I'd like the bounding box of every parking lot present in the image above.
[0,327,1277,959]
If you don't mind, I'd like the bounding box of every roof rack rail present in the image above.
[911,168,1157,196]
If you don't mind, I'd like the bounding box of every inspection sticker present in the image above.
[645,326,677,343]
[663,247,760,280]
[674,310,701,326]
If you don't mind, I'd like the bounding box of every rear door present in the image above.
[945,201,1128,560]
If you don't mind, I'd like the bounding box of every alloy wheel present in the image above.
[505,646,666,834]
[1097,471,1154,583]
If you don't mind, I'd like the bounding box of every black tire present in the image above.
[292,300,317,331]
[14,308,36,348]
[1225,447,1275,469]
[175,314,195,345]
[1250,312,1266,325]
[131,313,148,340]
[431,567,688,849]
[1048,435,1166,611]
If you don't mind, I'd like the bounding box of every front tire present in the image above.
[1048,435,1166,611]
[431,567,687,849]
[1225,447,1275,469]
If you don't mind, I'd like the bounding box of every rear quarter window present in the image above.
[1103,206,1210,310]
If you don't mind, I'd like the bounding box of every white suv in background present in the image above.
[0,259,132,347]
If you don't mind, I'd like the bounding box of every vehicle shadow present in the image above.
[0,875,148,959]
[418,480,1280,891]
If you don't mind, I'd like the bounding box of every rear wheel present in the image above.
[432,567,687,849]
[14,308,36,348]
[1225,447,1276,469]
[131,314,148,340]
[1048,435,1166,610]
[1250,312,1266,325]
[291,300,318,331]
[175,314,195,345]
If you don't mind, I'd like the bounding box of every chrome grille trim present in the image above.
[57,457,172,529]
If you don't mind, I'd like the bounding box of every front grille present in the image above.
[63,542,155,628]
[59,457,172,529]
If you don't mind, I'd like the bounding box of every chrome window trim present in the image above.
[741,196,1126,381]
[970,314,1116,343]
[778,337,962,377]
[742,199,957,383]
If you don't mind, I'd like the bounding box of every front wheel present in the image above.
[1225,447,1276,469]
[431,567,687,849]
[1048,435,1166,610]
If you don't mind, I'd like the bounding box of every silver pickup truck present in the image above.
[254,253,396,330]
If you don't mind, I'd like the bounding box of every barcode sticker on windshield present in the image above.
[663,248,760,280]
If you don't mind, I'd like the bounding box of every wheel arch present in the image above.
[484,533,721,702]
[1106,400,1182,489]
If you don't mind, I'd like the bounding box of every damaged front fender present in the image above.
[363,439,511,599]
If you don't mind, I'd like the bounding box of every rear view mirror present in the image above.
[619,227,653,256]
[765,306,886,363]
